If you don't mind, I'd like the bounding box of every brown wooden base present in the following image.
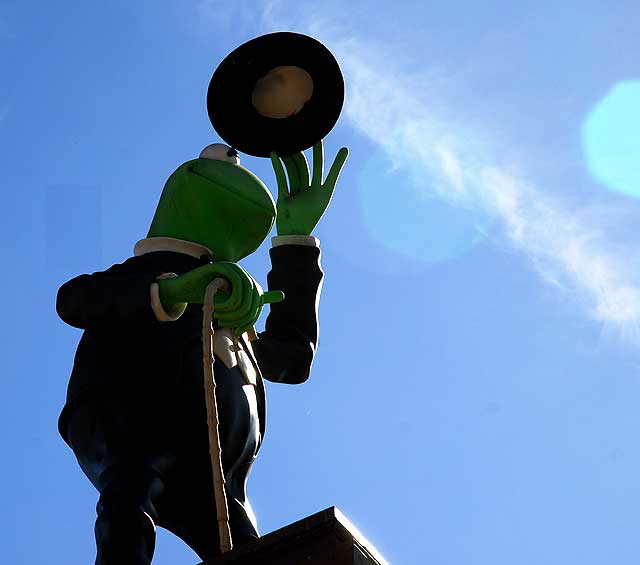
[200,507,387,565]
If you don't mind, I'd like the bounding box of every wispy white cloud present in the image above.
[196,0,640,339]
[479,167,640,335]
[332,35,640,338]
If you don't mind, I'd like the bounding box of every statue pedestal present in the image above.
[201,506,387,565]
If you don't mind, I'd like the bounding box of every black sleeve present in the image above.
[56,257,161,330]
[252,244,324,384]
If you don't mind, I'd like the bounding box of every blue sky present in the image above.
[2,1,640,563]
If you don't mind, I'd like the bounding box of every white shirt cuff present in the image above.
[271,235,320,248]
[150,273,188,322]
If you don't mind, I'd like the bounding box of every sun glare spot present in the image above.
[582,80,640,198]
[357,152,492,264]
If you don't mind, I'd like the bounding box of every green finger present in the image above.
[234,291,282,335]
[263,290,285,304]
[324,147,349,191]
[212,289,231,307]
[214,271,244,312]
[228,282,262,332]
[311,140,324,187]
[233,289,282,335]
[291,152,310,189]
[282,155,301,195]
[214,268,255,322]
[210,266,243,312]
[270,152,289,201]
[211,263,250,313]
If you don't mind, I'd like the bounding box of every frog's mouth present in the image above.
[185,160,276,213]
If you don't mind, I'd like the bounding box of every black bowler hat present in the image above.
[206,32,344,158]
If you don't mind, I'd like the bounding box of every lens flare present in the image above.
[358,151,492,265]
[582,80,640,198]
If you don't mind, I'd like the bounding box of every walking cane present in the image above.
[202,278,233,554]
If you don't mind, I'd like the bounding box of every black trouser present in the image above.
[66,365,261,565]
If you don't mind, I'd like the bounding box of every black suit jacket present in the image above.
[56,244,323,449]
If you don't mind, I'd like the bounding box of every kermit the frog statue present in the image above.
[56,140,348,564]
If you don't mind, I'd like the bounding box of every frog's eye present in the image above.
[199,143,240,165]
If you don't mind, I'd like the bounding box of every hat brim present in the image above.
[207,32,344,158]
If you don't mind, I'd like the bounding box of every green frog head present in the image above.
[148,143,276,261]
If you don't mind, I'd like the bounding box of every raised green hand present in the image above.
[157,262,284,335]
[270,139,349,236]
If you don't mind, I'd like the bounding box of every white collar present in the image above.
[134,237,214,259]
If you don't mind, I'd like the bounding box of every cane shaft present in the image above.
[202,278,233,553]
